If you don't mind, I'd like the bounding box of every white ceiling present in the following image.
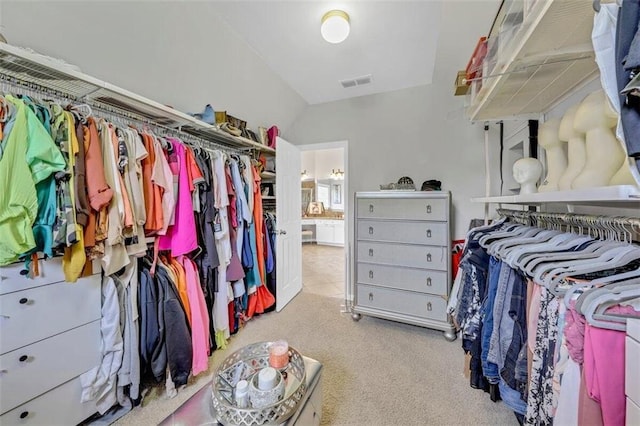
[212,1,443,105]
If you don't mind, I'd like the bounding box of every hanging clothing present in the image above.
[158,139,203,257]
[138,259,166,383]
[0,95,65,265]
[61,111,86,282]
[98,120,130,276]
[80,275,124,414]
[616,0,640,159]
[155,259,192,387]
[179,256,210,376]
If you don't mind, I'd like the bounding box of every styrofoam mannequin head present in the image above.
[538,118,562,149]
[573,89,618,132]
[513,157,543,195]
[513,157,543,183]
[559,104,583,140]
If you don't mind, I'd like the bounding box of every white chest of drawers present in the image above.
[351,192,456,341]
[0,258,101,425]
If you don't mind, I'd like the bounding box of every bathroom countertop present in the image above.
[301,216,344,221]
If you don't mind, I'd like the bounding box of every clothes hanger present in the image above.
[574,279,639,314]
[531,240,631,284]
[582,285,640,331]
[564,277,638,312]
[545,246,640,294]
[510,233,595,271]
[68,103,92,124]
[478,224,532,249]
[490,228,561,260]
[523,239,614,277]
[584,263,640,287]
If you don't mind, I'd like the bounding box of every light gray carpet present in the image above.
[115,292,516,425]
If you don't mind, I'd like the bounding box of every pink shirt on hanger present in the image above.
[179,256,210,376]
[583,305,640,426]
[158,139,203,257]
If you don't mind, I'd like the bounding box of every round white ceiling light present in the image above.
[321,10,350,44]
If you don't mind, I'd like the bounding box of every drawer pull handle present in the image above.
[368,226,374,235]
[19,298,28,305]
[426,204,432,214]
[427,277,432,286]
[427,253,432,262]
[426,229,432,238]
[19,355,28,362]
[369,270,374,279]
[369,249,374,257]
[369,204,374,213]
[369,293,374,301]
[20,411,29,419]
[427,302,433,311]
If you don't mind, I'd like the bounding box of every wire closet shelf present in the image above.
[0,43,272,154]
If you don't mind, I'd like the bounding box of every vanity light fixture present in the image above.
[321,10,350,44]
[330,169,345,180]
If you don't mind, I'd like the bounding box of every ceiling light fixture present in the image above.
[321,10,350,44]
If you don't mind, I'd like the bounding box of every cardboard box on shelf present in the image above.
[454,70,470,96]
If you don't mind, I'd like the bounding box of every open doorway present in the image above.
[299,141,348,300]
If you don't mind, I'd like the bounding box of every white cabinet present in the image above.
[0,257,100,424]
[351,192,455,340]
[627,318,640,426]
[315,220,344,247]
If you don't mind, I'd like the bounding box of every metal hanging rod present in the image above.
[497,209,640,243]
[0,73,243,155]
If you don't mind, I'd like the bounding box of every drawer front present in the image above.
[357,220,447,246]
[626,336,640,406]
[356,263,447,296]
[628,398,640,426]
[0,320,101,414]
[357,241,447,271]
[356,284,447,322]
[0,376,97,425]
[0,275,101,354]
[357,197,447,221]
[294,380,322,426]
[0,258,100,295]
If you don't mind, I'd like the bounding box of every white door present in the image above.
[275,137,302,311]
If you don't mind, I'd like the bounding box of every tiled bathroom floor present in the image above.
[302,244,345,299]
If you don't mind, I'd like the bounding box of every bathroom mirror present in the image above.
[301,188,313,215]
[317,182,330,208]
[317,179,344,211]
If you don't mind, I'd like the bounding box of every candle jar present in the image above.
[268,340,289,369]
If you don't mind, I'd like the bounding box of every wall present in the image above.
[1,1,307,132]
[300,148,344,182]
[314,148,344,181]
[288,1,500,239]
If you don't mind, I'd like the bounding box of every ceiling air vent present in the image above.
[340,74,372,89]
